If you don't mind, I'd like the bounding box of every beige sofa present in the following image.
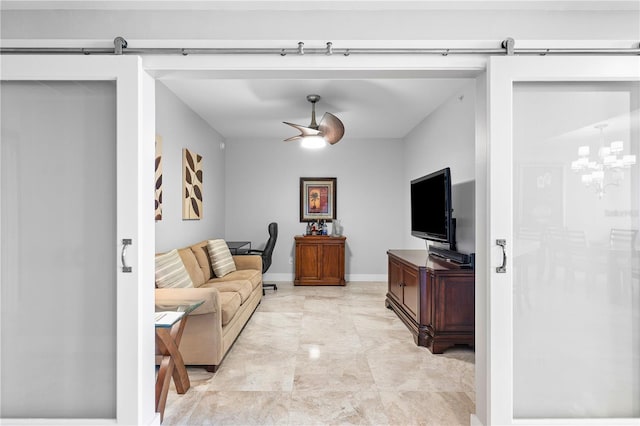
[155,240,263,372]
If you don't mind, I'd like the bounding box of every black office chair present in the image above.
[248,222,278,295]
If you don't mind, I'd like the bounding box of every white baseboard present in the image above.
[262,273,294,282]
[263,273,386,282]
[346,274,387,282]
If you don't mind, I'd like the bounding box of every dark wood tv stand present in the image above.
[386,249,475,353]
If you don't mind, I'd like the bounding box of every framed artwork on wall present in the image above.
[300,177,337,222]
[155,134,163,221]
[183,148,203,220]
[516,164,564,232]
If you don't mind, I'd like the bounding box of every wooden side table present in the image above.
[294,235,346,286]
[154,300,204,422]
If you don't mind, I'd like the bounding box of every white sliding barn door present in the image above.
[488,56,640,425]
[0,56,156,425]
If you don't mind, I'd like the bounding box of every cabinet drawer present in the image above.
[321,243,343,281]
[388,258,403,302]
[297,243,320,279]
[402,266,419,321]
[434,274,475,332]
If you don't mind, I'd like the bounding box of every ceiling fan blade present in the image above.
[283,121,322,141]
[284,135,303,142]
[318,112,345,144]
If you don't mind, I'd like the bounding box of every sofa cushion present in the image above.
[178,248,206,287]
[207,239,237,277]
[202,280,253,303]
[155,249,194,289]
[232,255,263,273]
[190,241,213,281]
[209,269,262,291]
[218,291,242,326]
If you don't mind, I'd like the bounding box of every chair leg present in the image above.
[262,283,277,293]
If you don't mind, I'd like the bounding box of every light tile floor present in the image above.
[162,281,475,425]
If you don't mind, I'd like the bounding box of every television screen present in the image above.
[410,167,452,243]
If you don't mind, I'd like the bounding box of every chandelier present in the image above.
[571,124,636,198]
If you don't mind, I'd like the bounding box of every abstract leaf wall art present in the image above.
[155,135,163,221]
[182,148,203,220]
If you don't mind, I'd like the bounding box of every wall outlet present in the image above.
[288,257,293,264]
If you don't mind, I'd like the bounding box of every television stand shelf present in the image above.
[386,249,475,353]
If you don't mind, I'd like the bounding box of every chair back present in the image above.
[610,228,638,251]
[261,222,278,273]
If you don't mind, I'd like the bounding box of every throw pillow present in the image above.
[207,239,237,277]
[155,249,194,289]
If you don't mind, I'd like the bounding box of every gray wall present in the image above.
[156,78,476,278]
[155,81,226,252]
[403,80,477,255]
[224,136,404,281]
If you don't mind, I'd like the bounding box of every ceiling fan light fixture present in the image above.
[300,135,327,149]
[284,94,344,146]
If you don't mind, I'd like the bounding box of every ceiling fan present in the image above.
[283,94,345,148]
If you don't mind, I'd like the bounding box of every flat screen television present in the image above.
[410,167,453,246]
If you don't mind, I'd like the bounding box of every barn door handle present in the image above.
[496,239,507,273]
[121,239,132,273]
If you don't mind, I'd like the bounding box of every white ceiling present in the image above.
[161,77,471,141]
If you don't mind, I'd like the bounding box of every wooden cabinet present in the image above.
[388,257,420,320]
[294,235,346,286]
[386,249,475,354]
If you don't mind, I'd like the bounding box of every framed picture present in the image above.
[155,134,163,221]
[516,164,564,232]
[300,177,337,222]
[183,148,203,220]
